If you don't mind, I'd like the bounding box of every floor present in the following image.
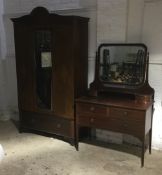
[0,121,162,175]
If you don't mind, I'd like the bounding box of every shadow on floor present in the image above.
[80,138,141,158]
[11,119,142,158]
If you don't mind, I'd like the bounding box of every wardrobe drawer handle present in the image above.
[90,118,94,123]
[56,123,61,128]
[123,124,128,127]
[90,107,95,111]
[31,119,36,123]
[124,111,128,116]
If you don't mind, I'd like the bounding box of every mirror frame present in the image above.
[89,43,150,97]
[97,43,148,88]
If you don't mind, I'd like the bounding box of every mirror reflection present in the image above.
[35,30,52,109]
[99,45,146,86]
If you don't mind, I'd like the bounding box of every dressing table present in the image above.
[75,43,154,167]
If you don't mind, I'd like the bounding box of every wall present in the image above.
[142,0,162,149]
[1,0,162,150]
[0,0,10,120]
[126,0,144,42]
[97,0,128,44]
[3,0,80,14]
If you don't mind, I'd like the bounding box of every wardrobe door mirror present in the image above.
[35,30,52,109]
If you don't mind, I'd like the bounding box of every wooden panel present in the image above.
[110,118,144,138]
[12,8,89,142]
[78,115,90,126]
[74,20,88,98]
[76,102,146,139]
[110,107,145,121]
[14,25,35,111]
[76,103,109,118]
[52,26,74,119]
[78,115,110,129]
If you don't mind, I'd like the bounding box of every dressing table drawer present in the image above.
[76,104,145,135]
[110,107,145,122]
[76,103,109,118]
[78,115,110,129]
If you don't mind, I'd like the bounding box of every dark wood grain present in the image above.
[12,7,89,142]
[75,96,153,167]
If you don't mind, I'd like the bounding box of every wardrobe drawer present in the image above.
[76,103,109,118]
[21,111,74,138]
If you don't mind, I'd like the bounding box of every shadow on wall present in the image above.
[0,58,18,121]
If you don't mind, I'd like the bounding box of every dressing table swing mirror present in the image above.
[75,43,154,167]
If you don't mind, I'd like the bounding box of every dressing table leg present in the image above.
[149,129,152,154]
[75,141,79,151]
[141,138,146,167]
[75,124,79,151]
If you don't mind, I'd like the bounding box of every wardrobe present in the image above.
[12,7,89,143]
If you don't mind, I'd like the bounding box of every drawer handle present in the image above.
[31,119,36,123]
[90,106,95,111]
[90,118,94,123]
[124,111,128,116]
[56,124,61,128]
[123,123,128,127]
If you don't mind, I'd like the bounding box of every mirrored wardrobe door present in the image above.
[35,30,52,110]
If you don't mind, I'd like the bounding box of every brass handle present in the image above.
[123,123,128,127]
[31,119,35,123]
[124,111,128,116]
[90,106,95,111]
[90,118,94,123]
[57,123,61,128]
